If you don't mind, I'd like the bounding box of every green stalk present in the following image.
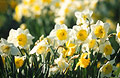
[11,56,16,78]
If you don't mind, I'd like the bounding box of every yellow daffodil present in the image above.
[75,53,90,70]
[62,40,76,57]
[15,56,25,69]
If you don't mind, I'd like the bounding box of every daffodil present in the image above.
[75,53,90,70]
[81,43,89,53]
[116,23,120,45]
[21,5,31,17]
[48,66,59,77]
[30,39,49,55]
[13,4,23,22]
[54,54,69,72]
[54,17,65,25]
[49,24,72,45]
[15,56,25,69]
[31,4,41,17]
[75,9,93,26]
[41,0,52,4]
[100,60,116,77]
[62,40,76,57]
[72,25,89,44]
[22,0,36,5]
[7,28,34,49]
[0,38,20,56]
[87,35,99,52]
[91,20,110,43]
[99,41,115,60]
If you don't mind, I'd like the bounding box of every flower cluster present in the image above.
[14,0,98,23]
[0,9,120,78]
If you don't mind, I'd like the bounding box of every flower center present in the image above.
[102,63,113,75]
[33,5,41,12]
[56,29,67,40]
[15,57,24,68]
[1,45,10,53]
[104,45,112,56]
[94,25,105,38]
[82,15,87,20]
[89,39,96,48]
[17,33,27,47]
[37,45,46,54]
[77,30,88,41]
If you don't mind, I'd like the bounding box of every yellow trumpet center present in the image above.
[94,25,105,38]
[56,29,67,40]
[77,30,88,41]
[17,33,27,47]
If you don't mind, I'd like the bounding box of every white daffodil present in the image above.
[54,54,69,72]
[57,0,70,17]
[87,35,98,51]
[21,5,31,17]
[54,16,65,25]
[48,66,59,77]
[72,25,89,44]
[0,38,20,56]
[116,23,120,45]
[99,41,115,60]
[13,4,23,22]
[81,43,89,53]
[30,38,50,63]
[30,39,49,55]
[100,60,116,78]
[49,24,72,45]
[7,28,34,49]
[75,9,93,26]
[31,3,41,17]
[22,0,36,5]
[91,20,110,43]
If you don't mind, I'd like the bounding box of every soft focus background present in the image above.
[0,0,120,61]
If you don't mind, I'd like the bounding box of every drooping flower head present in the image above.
[0,38,20,56]
[62,40,77,57]
[15,56,25,69]
[54,54,69,72]
[75,53,90,70]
